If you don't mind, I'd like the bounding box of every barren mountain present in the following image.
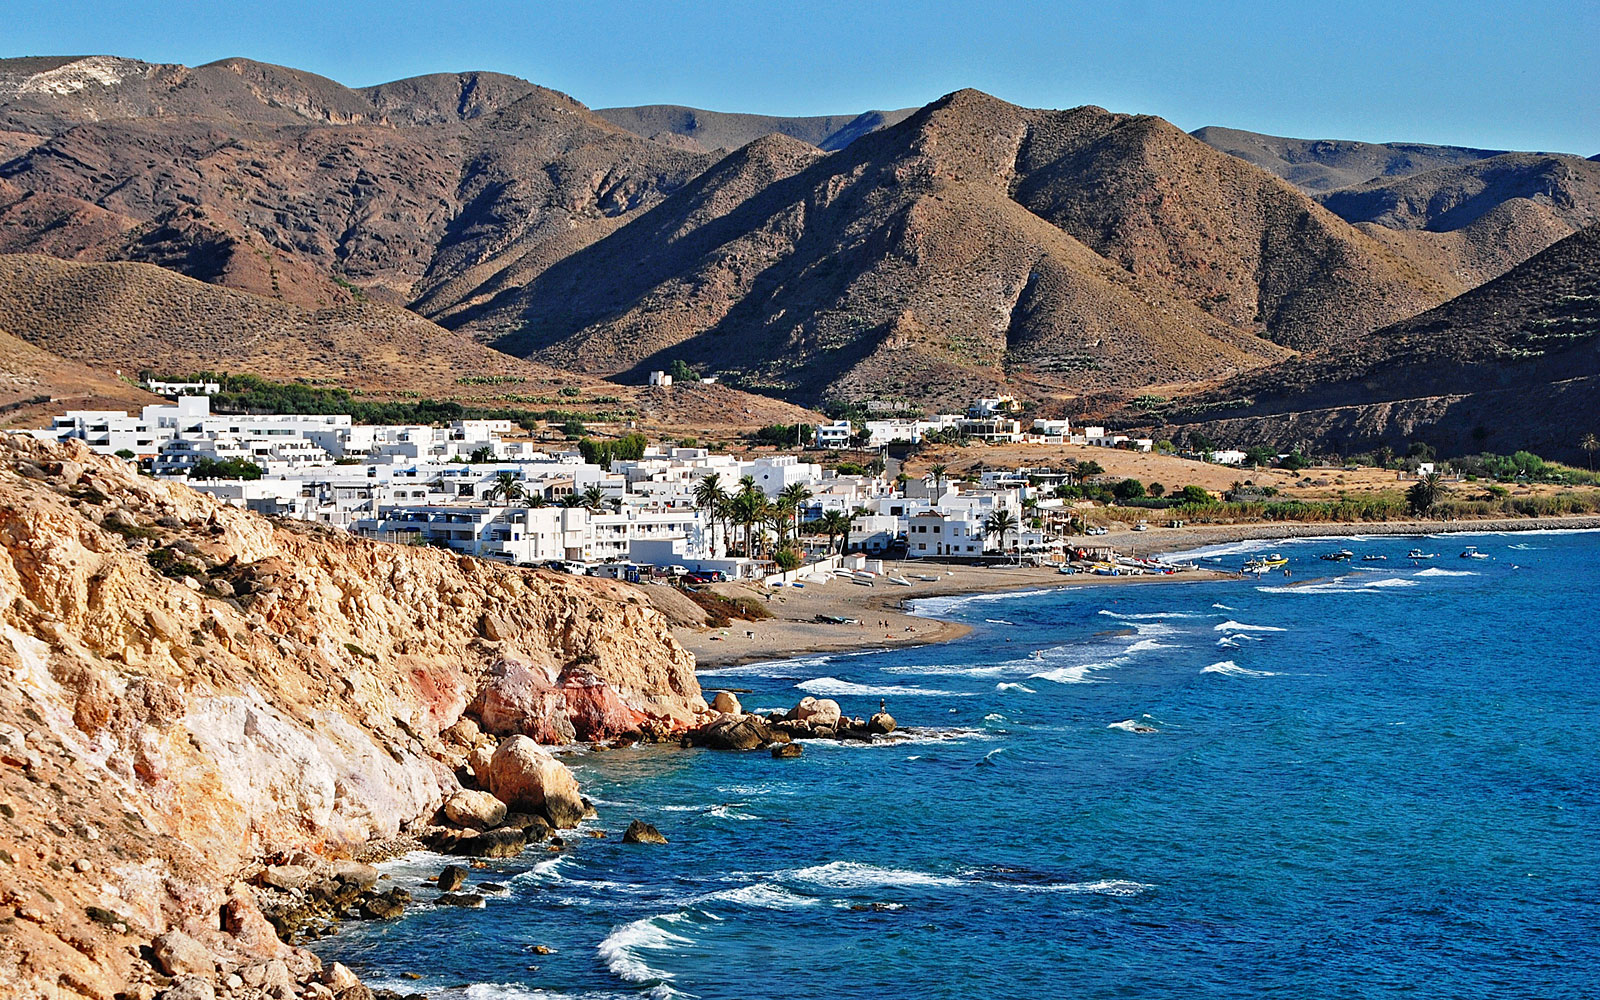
[1154,224,1600,461]
[1192,125,1510,193]
[0,324,159,426]
[1318,153,1600,290]
[594,104,915,152]
[471,91,1458,406]
[0,54,1584,413]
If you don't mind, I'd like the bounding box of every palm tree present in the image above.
[1582,433,1598,472]
[484,471,525,506]
[694,473,728,554]
[927,463,949,496]
[523,492,549,508]
[984,509,1020,558]
[730,488,767,558]
[1407,471,1445,516]
[816,510,851,554]
[580,485,607,512]
[779,482,813,538]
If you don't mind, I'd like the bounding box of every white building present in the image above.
[647,370,673,386]
[815,420,854,449]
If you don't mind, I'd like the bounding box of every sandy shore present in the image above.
[677,564,1235,668]
[676,513,1600,671]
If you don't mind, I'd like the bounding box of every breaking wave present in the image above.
[795,677,969,697]
[1202,660,1278,678]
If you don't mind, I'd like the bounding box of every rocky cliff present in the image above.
[0,435,702,998]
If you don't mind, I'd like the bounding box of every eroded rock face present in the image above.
[790,696,842,728]
[483,735,585,828]
[443,789,508,830]
[0,436,701,997]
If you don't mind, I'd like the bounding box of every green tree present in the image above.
[469,445,494,463]
[927,463,949,495]
[816,510,851,554]
[1148,482,1166,498]
[779,482,813,539]
[1244,445,1276,468]
[580,485,607,512]
[1582,433,1598,472]
[188,458,263,480]
[1113,478,1146,502]
[485,471,525,505]
[983,509,1020,556]
[1178,485,1212,505]
[694,473,729,554]
[1407,471,1445,516]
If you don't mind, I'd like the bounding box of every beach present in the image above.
[677,513,1600,668]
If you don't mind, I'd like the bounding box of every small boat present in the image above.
[915,574,940,582]
[1320,549,1354,562]
[887,575,913,586]
[1408,549,1437,560]
[1460,546,1489,560]
[1361,554,1387,562]
[1242,554,1289,574]
[851,577,875,586]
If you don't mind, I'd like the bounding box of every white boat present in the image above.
[1408,549,1437,560]
[1242,554,1289,574]
[887,575,913,586]
[1460,546,1490,560]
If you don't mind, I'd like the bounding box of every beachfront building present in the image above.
[815,420,854,449]
[905,510,987,558]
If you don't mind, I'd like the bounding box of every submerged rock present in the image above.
[436,864,469,892]
[436,892,487,908]
[771,742,803,759]
[692,713,772,751]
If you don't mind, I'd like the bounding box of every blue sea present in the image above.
[317,530,1600,999]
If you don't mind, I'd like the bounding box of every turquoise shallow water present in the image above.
[317,530,1600,999]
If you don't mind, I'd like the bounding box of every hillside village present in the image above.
[20,386,1205,581]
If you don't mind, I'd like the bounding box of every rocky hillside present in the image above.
[594,104,915,152]
[0,324,159,426]
[1152,224,1600,461]
[0,434,703,997]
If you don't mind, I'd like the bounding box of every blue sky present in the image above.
[7,0,1598,153]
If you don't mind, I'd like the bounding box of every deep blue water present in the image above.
[317,530,1600,1000]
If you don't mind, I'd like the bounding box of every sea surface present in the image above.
[316,530,1600,999]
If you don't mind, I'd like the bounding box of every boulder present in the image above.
[868,712,896,735]
[471,659,576,744]
[331,860,379,892]
[436,892,487,908]
[158,978,215,1000]
[443,789,507,830]
[442,717,482,747]
[694,714,771,751]
[359,889,408,920]
[771,742,803,759]
[622,820,668,845]
[151,930,213,977]
[467,746,495,779]
[560,666,647,741]
[710,691,742,715]
[789,696,841,728]
[500,812,553,839]
[436,865,469,892]
[484,736,585,828]
[256,864,315,891]
[322,964,362,992]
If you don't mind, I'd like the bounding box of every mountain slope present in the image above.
[1193,125,1510,193]
[594,104,915,152]
[1154,224,1600,460]
[471,90,1455,406]
[0,322,160,426]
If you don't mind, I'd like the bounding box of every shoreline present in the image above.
[677,514,1600,670]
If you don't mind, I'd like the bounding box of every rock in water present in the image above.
[695,713,772,750]
[443,789,508,830]
[868,711,896,735]
[711,690,742,715]
[623,820,668,844]
[436,892,487,908]
[437,864,469,892]
[485,735,586,828]
[790,696,842,728]
[772,742,803,758]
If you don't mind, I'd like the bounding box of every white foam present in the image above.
[1045,879,1156,897]
[984,618,1017,625]
[995,682,1036,693]
[882,663,1014,677]
[1031,661,1117,684]
[697,882,820,910]
[597,915,693,984]
[1202,660,1278,677]
[1211,602,1236,610]
[791,861,966,889]
[1107,719,1157,733]
[1213,620,1287,632]
[795,677,969,697]
[1124,638,1173,654]
[1416,567,1478,577]
[982,712,1006,722]
[706,804,759,820]
[908,588,1057,617]
[1099,609,1207,620]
